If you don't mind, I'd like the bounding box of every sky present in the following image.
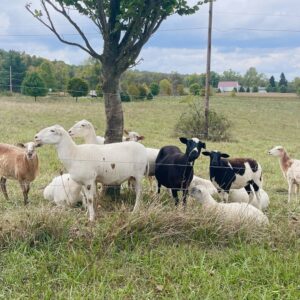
[1,0,300,80]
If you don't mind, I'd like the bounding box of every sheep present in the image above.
[123,129,144,142]
[229,188,269,210]
[190,175,218,195]
[202,150,263,209]
[34,125,148,221]
[68,119,105,144]
[43,174,83,207]
[155,137,206,206]
[268,146,300,202]
[0,142,40,204]
[190,185,269,226]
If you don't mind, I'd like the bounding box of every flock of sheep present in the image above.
[1,119,300,228]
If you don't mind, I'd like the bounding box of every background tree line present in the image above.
[1,49,300,100]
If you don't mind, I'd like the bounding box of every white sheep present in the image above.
[229,188,269,210]
[0,142,40,204]
[35,125,148,221]
[190,185,269,226]
[43,174,83,207]
[190,175,218,195]
[268,146,300,202]
[68,119,105,144]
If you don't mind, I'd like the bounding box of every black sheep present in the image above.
[155,137,206,206]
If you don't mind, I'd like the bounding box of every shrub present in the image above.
[127,84,139,100]
[246,87,250,93]
[252,86,258,93]
[67,78,88,102]
[120,91,131,102]
[176,84,185,96]
[189,83,201,95]
[138,84,148,100]
[96,83,103,97]
[159,79,172,96]
[280,85,287,93]
[239,86,245,93]
[149,82,160,96]
[146,92,153,100]
[21,72,47,101]
[174,98,232,141]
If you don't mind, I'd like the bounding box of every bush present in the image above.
[174,98,232,141]
[146,92,153,100]
[120,91,131,102]
[252,86,258,93]
[96,83,103,97]
[176,84,185,96]
[138,84,148,100]
[189,83,201,95]
[149,82,160,96]
[67,78,88,102]
[280,85,287,93]
[246,87,250,93]
[239,86,245,93]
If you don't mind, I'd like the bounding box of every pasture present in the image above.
[0,94,300,299]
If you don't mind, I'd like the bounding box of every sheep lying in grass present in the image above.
[190,175,218,195]
[268,145,300,202]
[0,142,40,204]
[190,185,269,226]
[43,174,83,207]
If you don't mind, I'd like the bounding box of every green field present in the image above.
[0,94,300,299]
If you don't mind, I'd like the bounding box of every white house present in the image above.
[218,81,240,92]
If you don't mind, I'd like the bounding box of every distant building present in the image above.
[218,81,240,92]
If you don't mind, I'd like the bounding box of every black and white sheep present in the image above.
[155,137,206,206]
[202,150,263,208]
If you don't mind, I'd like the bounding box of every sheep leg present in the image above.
[133,177,143,212]
[171,189,179,206]
[83,183,96,221]
[288,180,293,203]
[19,181,29,205]
[0,177,9,200]
[182,188,188,207]
[157,182,161,194]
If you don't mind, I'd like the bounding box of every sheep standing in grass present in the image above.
[35,125,148,221]
[190,185,269,226]
[0,142,40,204]
[268,146,300,202]
[155,138,206,206]
[68,119,105,144]
[43,174,83,207]
[203,150,263,209]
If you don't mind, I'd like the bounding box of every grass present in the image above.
[1,93,300,299]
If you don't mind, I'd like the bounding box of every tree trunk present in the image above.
[102,65,124,198]
[34,96,36,102]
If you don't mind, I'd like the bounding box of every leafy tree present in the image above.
[189,83,201,95]
[21,72,47,101]
[239,86,245,93]
[127,84,140,100]
[159,79,172,96]
[120,91,131,102]
[67,78,88,102]
[37,61,57,90]
[243,67,266,88]
[177,84,185,96]
[279,72,288,87]
[146,93,153,100]
[96,83,103,97]
[280,85,287,93]
[246,87,250,93]
[220,69,242,82]
[252,86,258,93]
[137,84,148,100]
[185,73,201,87]
[170,72,184,95]
[149,82,160,96]
[210,71,220,88]
[269,75,276,87]
[27,0,205,143]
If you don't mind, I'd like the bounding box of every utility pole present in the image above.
[9,65,12,94]
[204,0,213,139]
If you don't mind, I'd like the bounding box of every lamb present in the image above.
[123,130,144,142]
[68,119,105,144]
[190,175,218,195]
[43,174,83,207]
[0,142,40,204]
[34,125,148,221]
[155,137,206,206]
[190,185,269,226]
[268,146,300,202]
[202,150,263,209]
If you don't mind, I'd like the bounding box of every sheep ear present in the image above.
[221,153,230,158]
[16,143,25,148]
[202,142,206,149]
[124,129,129,135]
[138,136,145,141]
[179,137,187,144]
[202,151,211,156]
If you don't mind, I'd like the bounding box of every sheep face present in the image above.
[268,146,284,157]
[17,142,41,160]
[123,130,144,142]
[202,150,230,166]
[180,137,206,161]
[68,120,92,138]
[35,125,64,145]
[190,185,208,204]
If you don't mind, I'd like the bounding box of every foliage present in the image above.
[269,75,276,87]
[37,61,57,90]
[242,67,267,87]
[246,87,250,93]
[67,78,88,101]
[189,83,201,95]
[176,84,185,96]
[230,90,236,97]
[280,85,287,93]
[174,98,232,141]
[146,92,153,100]
[127,84,140,100]
[252,86,258,93]
[279,72,288,87]
[96,83,103,97]
[297,88,300,97]
[120,91,131,102]
[149,82,160,96]
[159,79,172,96]
[21,72,47,101]
[220,69,242,83]
[239,86,245,92]
[137,84,148,100]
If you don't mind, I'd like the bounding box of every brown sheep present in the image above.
[0,142,40,204]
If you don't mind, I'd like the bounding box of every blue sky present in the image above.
[1,0,300,80]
